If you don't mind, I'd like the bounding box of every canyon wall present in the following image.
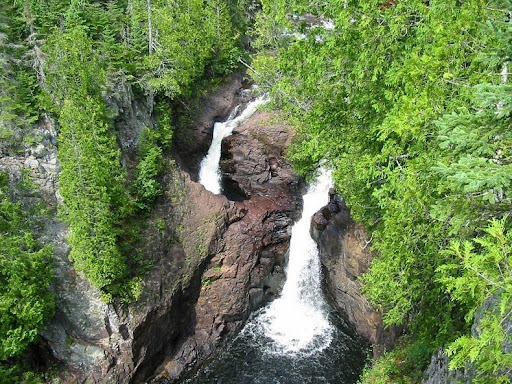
[0,74,303,383]
[311,191,399,357]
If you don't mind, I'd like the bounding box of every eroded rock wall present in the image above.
[14,73,303,383]
[39,76,252,383]
[311,192,399,356]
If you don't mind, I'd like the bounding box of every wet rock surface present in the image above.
[311,192,399,356]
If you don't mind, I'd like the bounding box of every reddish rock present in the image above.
[38,74,303,383]
[155,107,303,382]
[311,194,400,357]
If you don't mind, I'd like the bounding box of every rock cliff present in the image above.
[157,109,303,381]
[310,191,399,356]
[421,350,467,384]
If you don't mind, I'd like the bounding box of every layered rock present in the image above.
[311,191,398,356]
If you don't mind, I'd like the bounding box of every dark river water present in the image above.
[177,300,369,384]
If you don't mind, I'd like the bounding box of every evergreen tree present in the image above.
[250,0,512,381]
[0,1,39,154]
[0,173,55,361]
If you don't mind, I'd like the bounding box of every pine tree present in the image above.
[0,174,55,360]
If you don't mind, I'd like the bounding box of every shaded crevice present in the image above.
[220,177,249,202]
[171,72,245,181]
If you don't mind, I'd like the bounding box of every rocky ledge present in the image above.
[310,191,399,357]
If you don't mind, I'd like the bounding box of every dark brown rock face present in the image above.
[311,192,398,356]
[158,110,303,381]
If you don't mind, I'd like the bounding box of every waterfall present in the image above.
[181,127,368,383]
[198,96,266,194]
[245,168,334,356]
[197,92,335,354]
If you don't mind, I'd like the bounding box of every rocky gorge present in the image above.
[1,69,483,384]
[1,74,311,383]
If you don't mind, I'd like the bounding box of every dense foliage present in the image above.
[2,0,511,381]
[0,172,54,361]
[439,218,512,383]
[1,0,247,300]
[251,0,511,381]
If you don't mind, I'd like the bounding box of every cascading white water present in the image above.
[245,168,335,356]
[198,96,267,194]
[183,112,369,382]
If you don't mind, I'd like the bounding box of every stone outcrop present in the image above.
[310,191,398,356]
[422,350,467,384]
[0,116,114,380]
[35,76,253,383]
[220,110,297,200]
[0,115,61,206]
[41,160,239,383]
[33,80,159,383]
[25,79,170,383]
[106,78,155,171]
[156,109,303,381]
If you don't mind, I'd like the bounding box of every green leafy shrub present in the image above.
[438,218,512,383]
[252,0,511,381]
[359,339,434,384]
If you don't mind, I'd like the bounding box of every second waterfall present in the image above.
[245,168,334,356]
